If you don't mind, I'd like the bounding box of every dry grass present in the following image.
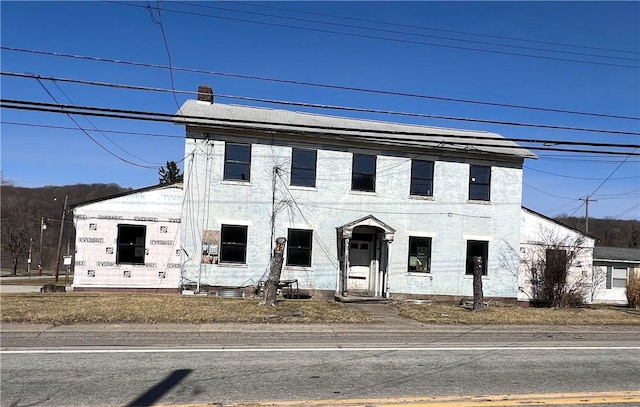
[396,303,640,325]
[0,277,64,286]
[0,293,374,324]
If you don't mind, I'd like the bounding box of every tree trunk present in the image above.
[472,256,484,312]
[261,237,287,307]
[12,257,18,276]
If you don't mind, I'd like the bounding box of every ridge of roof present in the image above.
[176,100,538,160]
[71,182,182,209]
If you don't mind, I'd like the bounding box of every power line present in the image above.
[3,49,638,121]
[234,1,640,56]
[612,203,640,220]
[172,1,640,63]
[524,165,638,181]
[33,80,157,169]
[3,98,640,157]
[4,72,640,138]
[50,79,163,166]
[109,1,640,69]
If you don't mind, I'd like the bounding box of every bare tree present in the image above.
[471,256,484,312]
[500,229,592,308]
[1,196,31,275]
[261,237,286,307]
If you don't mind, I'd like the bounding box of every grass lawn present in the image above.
[397,303,640,325]
[1,293,638,325]
[0,293,375,324]
[0,277,68,286]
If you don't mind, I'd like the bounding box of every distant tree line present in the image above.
[554,216,640,248]
[1,182,131,275]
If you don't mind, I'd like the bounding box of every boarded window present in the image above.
[201,230,220,264]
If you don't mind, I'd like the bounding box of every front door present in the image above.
[348,240,372,291]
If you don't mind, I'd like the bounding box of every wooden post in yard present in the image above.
[261,237,287,307]
[472,256,484,312]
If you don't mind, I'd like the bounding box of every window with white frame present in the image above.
[607,266,629,288]
[286,229,313,267]
[290,148,317,187]
[224,143,251,181]
[408,236,432,273]
[352,154,376,192]
[466,240,488,275]
[469,165,491,201]
[410,160,434,197]
[219,225,248,264]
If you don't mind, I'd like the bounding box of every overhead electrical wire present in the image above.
[109,1,639,69]
[234,1,640,56]
[174,1,639,63]
[32,81,157,169]
[2,98,639,157]
[524,165,638,180]
[3,72,640,138]
[3,49,638,121]
[49,79,163,166]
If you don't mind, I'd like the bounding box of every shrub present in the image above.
[626,272,640,310]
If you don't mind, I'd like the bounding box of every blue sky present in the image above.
[1,1,639,220]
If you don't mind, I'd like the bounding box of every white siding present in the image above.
[182,136,524,299]
[73,186,183,290]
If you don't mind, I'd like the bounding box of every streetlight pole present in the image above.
[54,195,68,283]
[39,216,47,276]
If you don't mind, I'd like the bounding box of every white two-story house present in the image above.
[175,87,537,301]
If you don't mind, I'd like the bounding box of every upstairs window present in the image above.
[466,240,488,275]
[408,236,432,273]
[224,143,251,181]
[116,225,146,265]
[469,165,491,201]
[352,154,376,192]
[290,149,317,187]
[286,229,313,267]
[220,225,248,264]
[410,159,434,197]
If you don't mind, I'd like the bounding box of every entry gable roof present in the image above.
[338,214,396,235]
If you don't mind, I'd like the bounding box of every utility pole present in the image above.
[39,216,46,276]
[27,238,33,279]
[54,195,68,283]
[579,196,598,234]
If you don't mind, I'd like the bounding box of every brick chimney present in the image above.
[197,85,214,103]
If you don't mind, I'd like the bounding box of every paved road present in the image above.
[2,320,640,407]
[2,344,640,406]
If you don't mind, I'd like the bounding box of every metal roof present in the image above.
[594,246,640,263]
[175,100,537,159]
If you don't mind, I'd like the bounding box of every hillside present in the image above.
[1,183,132,274]
[554,216,640,248]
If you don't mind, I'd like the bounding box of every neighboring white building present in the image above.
[518,207,596,305]
[175,88,537,301]
[592,246,640,304]
[72,184,183,292]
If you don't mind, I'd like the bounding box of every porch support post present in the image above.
[341,228,352,297]
[343,237,350,296]
[383,233,394,299]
